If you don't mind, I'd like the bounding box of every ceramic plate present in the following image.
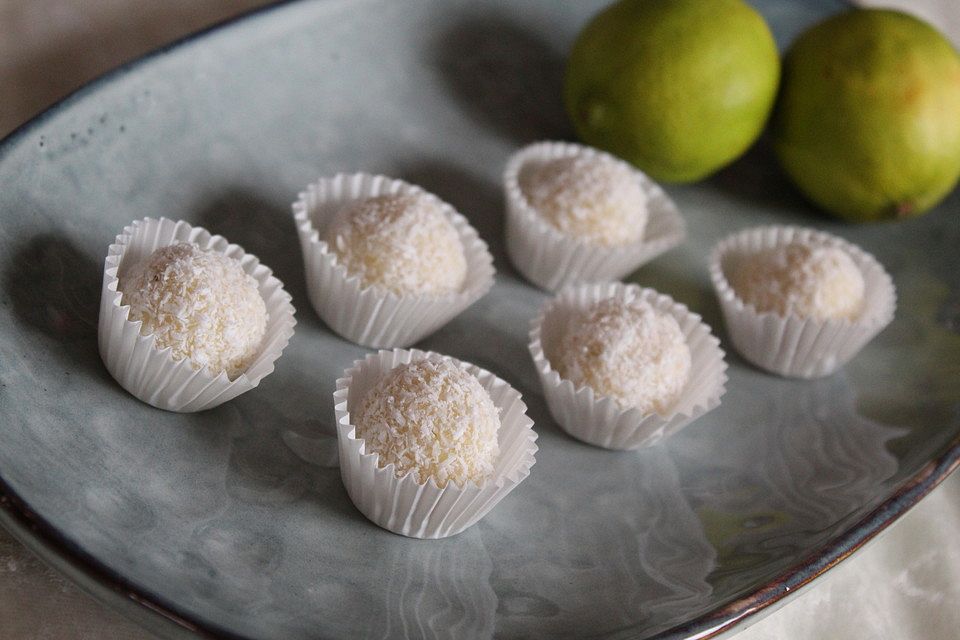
[1,0,958,638]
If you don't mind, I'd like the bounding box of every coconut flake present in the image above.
[520,153,648,246]
[120,242,267,380]
[354,359,500,488]
[730,240,865,320]
[325,193,467,295]
[556,297,691,414]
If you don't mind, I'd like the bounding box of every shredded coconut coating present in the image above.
[521,154,648,246]
[325,193,468,295]
[557,298,691,414]
[121,242,267,380]
[731,241,865,320]
[354,359,500,488]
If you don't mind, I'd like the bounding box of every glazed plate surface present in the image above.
[1,0,959,638]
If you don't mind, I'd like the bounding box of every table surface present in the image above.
[0,1,957,638]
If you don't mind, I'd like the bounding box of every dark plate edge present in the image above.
[0,0,298,160]
[0,478,225,640]
[652,430,960,640]
[2,432,958,640]
[0,1,303,637]
[1,0,959,638]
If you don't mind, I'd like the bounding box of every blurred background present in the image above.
[0,0,958,639]
[0,0,271,138]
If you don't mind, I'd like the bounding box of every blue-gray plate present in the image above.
[1,0,958,638]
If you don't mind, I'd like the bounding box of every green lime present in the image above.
[563,0,780,183]
[772,9,960,222]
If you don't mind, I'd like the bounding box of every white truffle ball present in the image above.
[354,359,500,488]
[731,241,865,320]
[325,193,467,295]
[557,297,691,413]
[121,242,267,379]
[521,154,648,246]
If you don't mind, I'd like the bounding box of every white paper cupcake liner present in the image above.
[98,217,297,412]
[333,348,538,539]
[293,174,495,349]
[503,141,686,292]
[709,225,896,379]
[529,283,727,451]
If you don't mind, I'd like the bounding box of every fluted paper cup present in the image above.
[504,141,685,292]
[334,349,538,539]
[709,225,896,379]
[98,217,296,412]
[293,174,495,348]
[529,283,727,450]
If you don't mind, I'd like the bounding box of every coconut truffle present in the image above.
[325,193,467,295]
[521,154,647,246]
[121,242,267,379]
[556,297,691,413]
[354,359,500,488]
[730,241,865,320]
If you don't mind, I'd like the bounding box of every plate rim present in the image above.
[1,0,959,638]
[2,437,957,640]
